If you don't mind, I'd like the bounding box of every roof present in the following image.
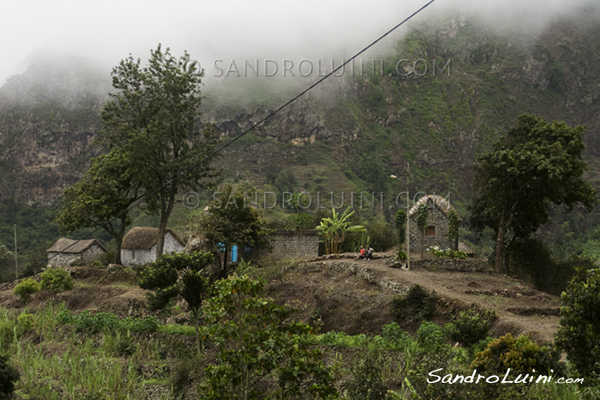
[47,238,106,254]
[408,194,459,218]
[121,227,184,250]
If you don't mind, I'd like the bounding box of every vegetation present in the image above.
[12,278,40,303]
[0,354,19,400]
[445,307,498,348]
[40,267,74,297]
[316,207,366,255]
[471,115,597,274]
[415,204,428,258]
[391,284,438,324]
[137,251,214,353]
[56,150,138,265]
[556,266,600,382]
[447,209,459,250]
[195,185,271,276]
[201,274,338,399]
[98,44,220,258]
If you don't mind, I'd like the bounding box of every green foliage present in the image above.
[196,185,271,275]
[201,274,338,399]
[416,321,446,352]
[471,114,597,273]
[99,44,220,257]
[56,310,158,334]
[472,333,562,376]
[395,209,407,247]
[445,307,497,348]
[13,278,40,303]
[447,209,459,247]
[428,246,467,259]
[391,284,438,324]
[556,266,600,381]
[137,251,214,352]
[40,267,74,296]
[343,346,389,400]
[416,204,428,257]
[316,207,366,254]
[17,312,35,333]
[0,354,19,400]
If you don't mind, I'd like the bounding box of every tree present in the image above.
[315,207,366,255]
[471,115,597,274]
[556,266,600,381]
[416,204,428,258]
[56,150,138,265]
[200,274,338,399]
[137,251,214,353]
[99,44,219,258]
[196,185,271,277]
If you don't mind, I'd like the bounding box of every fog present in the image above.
[0,0,597,86]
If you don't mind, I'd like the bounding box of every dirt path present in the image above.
[318,253,561,343]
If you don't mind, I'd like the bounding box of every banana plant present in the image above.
[316,207,366,254]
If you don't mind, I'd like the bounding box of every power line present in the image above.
[2,0,436,288]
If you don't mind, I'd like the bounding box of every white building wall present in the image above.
[121,232,185,267]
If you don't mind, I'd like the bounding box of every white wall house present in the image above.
[121,227,185,267]
[47,238,106,267]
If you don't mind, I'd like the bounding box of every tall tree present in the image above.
[56,150,137,265]
[99,44,219,258]
[471,115,597,274]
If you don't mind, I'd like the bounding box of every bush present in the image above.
[0,355,19,399]
[40,267,74,296]
[445,307,497,348]
[416,321,446,352]
[556,266,600,380]
[472,333,562,376]
[17,312,35,333]
[343,346,388,400]
[391,284,438,323]
[13,278,40,303]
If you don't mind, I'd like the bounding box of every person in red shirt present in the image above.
[355,246,366,260]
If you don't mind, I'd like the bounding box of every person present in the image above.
[365,246,374,260]
[355,246,366,260]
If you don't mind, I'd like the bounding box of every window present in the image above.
[425,226,436,236]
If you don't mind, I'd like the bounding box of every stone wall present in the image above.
[47,243,106,267]
[409,201,452,250]
[410,258,492,273]
[267,230,319,260]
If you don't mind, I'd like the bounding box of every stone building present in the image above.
[47,238,107,267]
[254,229,319,261]
[408,194,459,251]
[121,227,185,267]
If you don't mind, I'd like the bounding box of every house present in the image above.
[408,194,460,251]
[121,227,185,266]
[47,238,107,267]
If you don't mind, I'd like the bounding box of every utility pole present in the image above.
[406,162,410,270]
[14,224,18,280]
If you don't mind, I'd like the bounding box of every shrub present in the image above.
[416,321,446,352]
[343,346,388,400]
[445,307,497,348]
[13,278,40,303]
[556,266,600,380]
[471,333,562,376]
[17,312,35,333]
[391,284,438,323]
[40,267,74,296]
[0,355,20,399]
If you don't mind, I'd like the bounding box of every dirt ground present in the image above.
[0,254,561,343]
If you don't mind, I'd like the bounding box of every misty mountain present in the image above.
[1,12,600,208]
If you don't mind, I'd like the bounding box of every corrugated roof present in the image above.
[121,227,184,250]
[408,194,458,218]
[47,238,106,254]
